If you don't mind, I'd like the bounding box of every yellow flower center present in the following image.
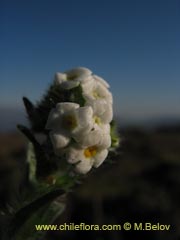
[92,90,101,99]
[94,116,102,125]
[84,146,97,158]
[63,115,77,130]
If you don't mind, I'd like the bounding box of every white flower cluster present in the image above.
[46,67,113,174]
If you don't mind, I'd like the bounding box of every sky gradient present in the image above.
[0,0,180,129]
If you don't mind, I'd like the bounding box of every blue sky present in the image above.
[0,0,180,129]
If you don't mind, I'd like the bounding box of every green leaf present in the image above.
[69,84,86,106]
[14,200,65,240]
[110,120,120,149]
[8,188,65,240]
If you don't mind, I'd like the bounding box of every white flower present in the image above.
[46,102,94,154]
[47,67,115,173]
[96,124,111,149]
[75,123,111,149]
[66,123,111,174]
[54,67,93,89]
[88,99,113,124]
[66,144,109,174]
[93,75,110,88]
[82,78,113,104]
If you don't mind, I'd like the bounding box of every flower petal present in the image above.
[75,106,93,127]
[81,77,95,93]
[93,75,110,88]
[65,67,92,77]
[46,109,62,130]
[83,79,113,104]
[101,123,111,133]
[54,72,67,84]
[75,159,92,174]
[66,146,93,174]
[46,103,80,131]
[72,106,93,136]
[96,82,113,103]
[93,149,108,168]
[60,80,80,89]
[92,124,111,149]
[100,103,113,124]
[56,102,79,113]
[66,146,85,163]
[99,132,111,149]
[86,99,113,124]
[50,131,70,150]
[74,128,102,147]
